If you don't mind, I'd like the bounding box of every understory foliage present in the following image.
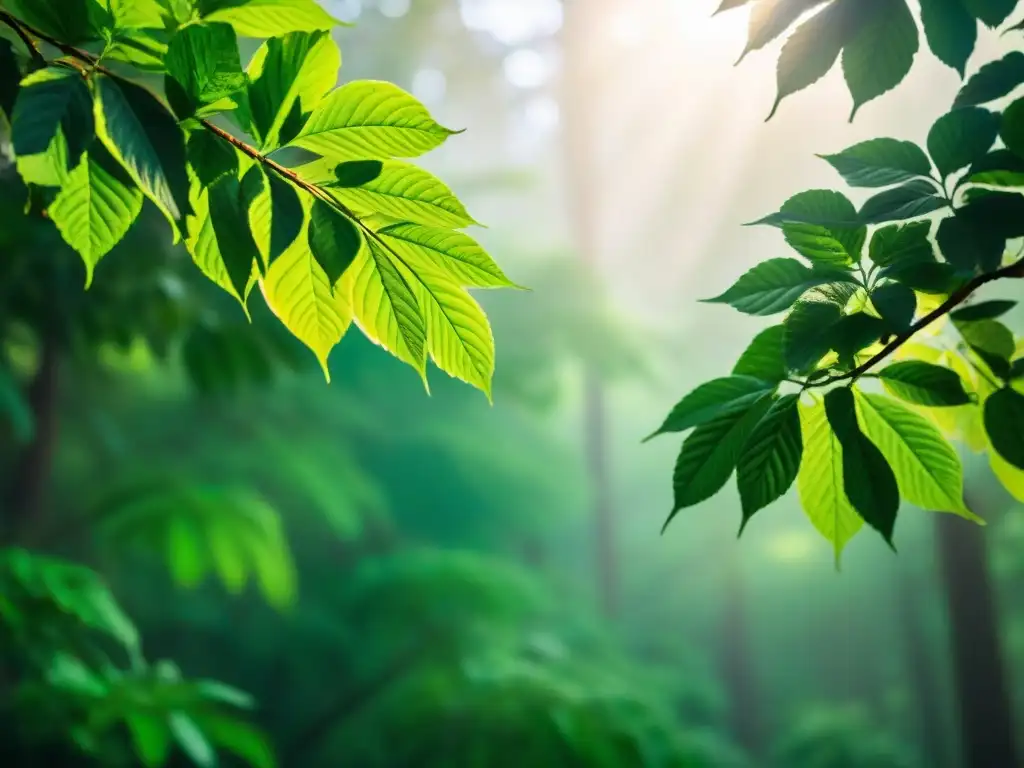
[0,0,513,398]
[651,0,1024,559]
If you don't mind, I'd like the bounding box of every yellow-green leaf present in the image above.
[378,222,516,288]
[796,397,863,565]
[854,391,980,521]
[288,79,455,159]
[185,177,254,314]
[200,0,342,37]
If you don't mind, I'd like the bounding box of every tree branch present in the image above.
[808,258,1024,389]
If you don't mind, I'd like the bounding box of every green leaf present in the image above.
[207,172,261,302]
[11,67,94,187]
[1002,97,1024,158]
[126,713,172,768]
[830,312,886,365]
[298,158,476,228]
[950,300,1017,322]
[927,107,1000,178]
[288,79,456,160]
[784,299,842,372]
[967,149,1024,186]
[878,259,958,294]
[170,714,216,768]
[858,179,946,224]
[919,0,977,76]
[867,222,934,267]
[646,376,777,441]
[841,0,918,120]
[244,30,340,151]
[854,391,978,518]
[984,388,1024,469]
[377,223,516,288]
[703,258,854,316]
[871,283,916,331]
[108,0,171,28]
[344,239,428,380]
[5,0,102,44]
[94,74,191,234]
[736,394,803,528]
[796,398,863,563]
[48,143,144,288]
[249,172,304,266]
[768,0,853,120]
[824,387,900,544]
[329,160,385,188]
[667,395,774,523]
[953,51,1024,108]
[107,28,172,73]
[960,0,1017,27]
[738,0,828,62]
[733,325,788,382]
[260,201,352,378]
[198,0,341,37]
[194,715,275,768]
[187,130,239,188]
[758,190,865,265]
[935,212,1005,273]
[307,199,362,287]
[957,189,1024,240]
[165,22,245,119]
[390,243,496,396]
[0,40,19,122]
[819,138,931,188]
[877,361,972,406]
[956,318,1015,379]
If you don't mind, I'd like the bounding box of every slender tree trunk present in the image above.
[5,335,60,535]
[718,545,760,760]
[934,510,1019,768]
[896,565,951,768]
[561,0,619,620]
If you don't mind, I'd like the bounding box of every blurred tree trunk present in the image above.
[896,565,951,768]
[5,335,59,532]
[719,544,761,760]
[561,0,619,619]
[934,506,1019,768]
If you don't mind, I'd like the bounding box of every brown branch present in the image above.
[0,11,44,67]
[809,258,1024,389]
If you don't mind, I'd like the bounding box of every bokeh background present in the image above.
[3,1,1024,766]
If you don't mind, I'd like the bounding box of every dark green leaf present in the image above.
[768,0,856,120]
[878,259,959,293]
[819,138,931,187]
[5,0,102,44]
[11,67,94,186]
[165,22,245,118]
[967,149,1024,186]
[984,388,1024,469]
[646,376,776,440]
[957,318,1015,378]
[824,387,899,544]
[867,221,934,267]
[919,0,977,76]
[94,74,191,230]
[877,361,972,406]
[927,107,1000,178]
[733,325,788,382]
[0,40,20,121]
[307,199,362,287]
[737,394,803,527]
[703,258,854,316]
[871,283,916,331]
[187,131,239,188]
[783,299,843,372]
[858,179,946,223]
[208,173,260,301]
[1011,358,1024,380]
[841,0,918,120]
[936,213,1005,273]
[667,395,774,522]
[950,300,1017,322]
[266,174,304,265]
[830,312,887,365]
[960,0,1017,27]
[1003,97,1024,158]
[328,160,385,188]
[954,51,1024,108]
[957,190,1024,241]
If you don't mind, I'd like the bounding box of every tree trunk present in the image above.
[934,510,1019,768]
[5,335,60,535]
[561,0,620,621]
[718,545,760,760]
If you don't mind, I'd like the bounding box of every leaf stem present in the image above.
[807,258,1024,390]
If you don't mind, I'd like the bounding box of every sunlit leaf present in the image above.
[378,223,516,288]
[165,21,245,118]
[198,0,342,37]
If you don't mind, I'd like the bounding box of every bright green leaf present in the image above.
[877,360,972,406]
[377,223,516,289]
[165,22,245,118]
[126,713,172,768]
[48,143,144,288]
[198,0,341,37]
